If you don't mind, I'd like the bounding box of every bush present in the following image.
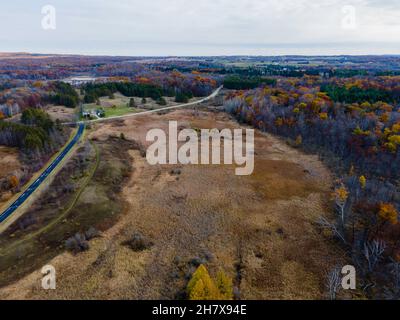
[85,227,100,240]
[156,97,167,106]
[65,233,89,253]
[123,232,154,252]
[175,93,189,103]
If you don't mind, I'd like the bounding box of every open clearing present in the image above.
[46,106,76,123]
[0,108,344,300]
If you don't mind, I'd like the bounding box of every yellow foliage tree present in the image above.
[319,112,328,120]
[275,118,283,127]
[379,203,398,225]
[392,123,400,133]
[333,185,349,204]
[187,265,233,301]
[385,142,397,153]
[216,271,234,300]
[360,101,372,110]
[298,102,307,109]
[295,135,303,146]
[187,265,208,293]
[359,176,367,189]
[332,184,349,225]
[353,126,370,136]
[189,275,221,300]
[388,135,400,145]
[189,279,207,300]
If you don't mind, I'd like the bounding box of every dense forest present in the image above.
[225,75,400,299]
[223,76,277,90]
[0,107,69,196]
[48,81,80,108]
[0,108,65,153]
[82,82,167,103]
[82,72,217,103]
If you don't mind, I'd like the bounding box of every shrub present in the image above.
[65,233,89,253]
[175,93,189,103]
[123,232,154,252]
[85,227,100,240]
[156,97,167,106]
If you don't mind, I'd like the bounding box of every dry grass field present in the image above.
[0,146,20,180]
[0,109,345,300]
[46,106,76,123]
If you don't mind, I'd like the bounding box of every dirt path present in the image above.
[0,109,344,300]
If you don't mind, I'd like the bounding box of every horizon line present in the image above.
[2,51,400,58]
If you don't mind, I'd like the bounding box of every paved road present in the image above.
[0,123,85,223]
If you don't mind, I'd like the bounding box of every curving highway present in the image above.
[0,123,85,223]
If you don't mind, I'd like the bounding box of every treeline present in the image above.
[82,82,168,103]
[223,75,276,90]
[48,81,79,108]
[0,121,49,150]
[321,84,395,104]
[0,108,63,152]
[224,77,400,298]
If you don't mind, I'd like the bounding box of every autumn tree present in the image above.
[9,175,19,189]
[333,185,349,225]
[295,135,303,147]
[359,176,367,189]
[187,265,234,300]
[379,203,398,225]
[187,265,220,300]
[216,271,234,300]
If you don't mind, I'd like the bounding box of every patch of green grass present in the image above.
[83,104,139,119]
[104,106,139,117]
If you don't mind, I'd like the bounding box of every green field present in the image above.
[82,92,140,119]
[104,106,139,117]
[83,104,140,119]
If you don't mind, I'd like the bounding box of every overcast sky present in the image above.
[1,0,400,56]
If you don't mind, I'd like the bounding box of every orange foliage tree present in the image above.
[9,175,19,189]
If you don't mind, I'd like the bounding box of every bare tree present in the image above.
[364,240,386,273]
[326,267,342,300]
[318,217,347,244]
